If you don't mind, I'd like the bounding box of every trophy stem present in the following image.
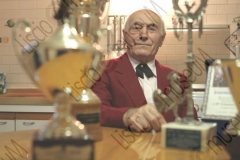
[71,89,103,141]
[54,91,71,117]
[185,22,194,121]
[32,91,94,160]
[38,91,88,139]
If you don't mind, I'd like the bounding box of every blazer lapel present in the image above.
[156,60,170,92]
[115,54,147,107]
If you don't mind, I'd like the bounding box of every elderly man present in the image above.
[92,9,197,132]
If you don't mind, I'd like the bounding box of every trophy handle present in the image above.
[98,1,110,37]
[51,0,61,15]
[99,1,110,22]
[173,17,184,41]
[12,19,37,82]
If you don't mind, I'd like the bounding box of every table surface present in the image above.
[0,127,230,160]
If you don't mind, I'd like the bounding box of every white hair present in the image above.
[123,9,166,36]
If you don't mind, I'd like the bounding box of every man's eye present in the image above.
[149,27,156,31]
[133,25,142,29]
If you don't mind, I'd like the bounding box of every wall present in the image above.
[156,0,240,84]
[0,0,239,88]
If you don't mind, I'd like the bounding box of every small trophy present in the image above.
[12,0,109,159]
[153,0,217,151]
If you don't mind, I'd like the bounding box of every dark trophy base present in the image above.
[32,132,94,160]
[161,122,217,151]
[223,134,240,160]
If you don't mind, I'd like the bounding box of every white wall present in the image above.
[0,0,239,87]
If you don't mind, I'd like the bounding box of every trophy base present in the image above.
[71,90,102,141]
[32,132,94,160]
[223,134,240,160]
[202,118,230,144]
[161,122,217,151]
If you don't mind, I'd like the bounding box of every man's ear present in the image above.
[122,30,129,43]
[122,29,126,37]
[122,30,134,47]
[159,33,166,47]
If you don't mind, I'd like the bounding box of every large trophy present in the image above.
[153,0,216,151]
[13,0,109,159]
[214,17,240,158]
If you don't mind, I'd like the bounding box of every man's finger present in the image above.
[157,114,167,125]
[144,108,161,131]
[128,116,144,132]
[135,116,150,130]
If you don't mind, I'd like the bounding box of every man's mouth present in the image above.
[135,43,151,46]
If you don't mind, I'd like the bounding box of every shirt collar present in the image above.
[127,54,156,76]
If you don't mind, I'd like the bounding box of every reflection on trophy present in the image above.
[153,0,217,151]
[12,0,109,159]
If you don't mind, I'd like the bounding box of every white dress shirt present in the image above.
[128,55,157,106]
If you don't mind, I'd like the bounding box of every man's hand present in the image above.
[123,104,166,132]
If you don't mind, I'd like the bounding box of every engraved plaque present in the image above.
[166,129,201,150]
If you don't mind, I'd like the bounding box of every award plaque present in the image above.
[12,0,109,159]
[201,64,238,145]
[202,65,238,120]
[154,0,217,151]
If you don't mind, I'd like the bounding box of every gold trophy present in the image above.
[214,58,240,159]
[153,0,217,151]
[12,0,109,159]
[212,18,240,159]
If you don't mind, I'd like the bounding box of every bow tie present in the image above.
[136,63,155,79]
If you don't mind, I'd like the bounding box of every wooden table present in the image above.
[0,127,230,160]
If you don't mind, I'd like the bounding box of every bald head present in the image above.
[124,9,166,36]
[122,9,166,63]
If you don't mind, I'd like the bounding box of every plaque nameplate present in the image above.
[76,113,99,124]
[161,122,217,151]
[166,128,201,150]
[33,137,94,160]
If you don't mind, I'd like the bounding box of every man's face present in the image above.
[123,10,165,63]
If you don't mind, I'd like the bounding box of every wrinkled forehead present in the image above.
[126,10,161,29]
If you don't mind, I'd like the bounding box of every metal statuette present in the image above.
[172,0,207,123]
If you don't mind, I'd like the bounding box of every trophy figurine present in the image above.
[12,0,109,159]
[153,0,217,151]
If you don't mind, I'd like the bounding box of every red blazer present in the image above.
[92,53,198,128]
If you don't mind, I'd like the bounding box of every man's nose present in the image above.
[139,27,148,41]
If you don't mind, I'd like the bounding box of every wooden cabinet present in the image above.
[0,120,15,132]
[15,113,52,131]
[0,112,54,132]
[0,113,15,132]
[15,120,49,131]
[0,89,55,132]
